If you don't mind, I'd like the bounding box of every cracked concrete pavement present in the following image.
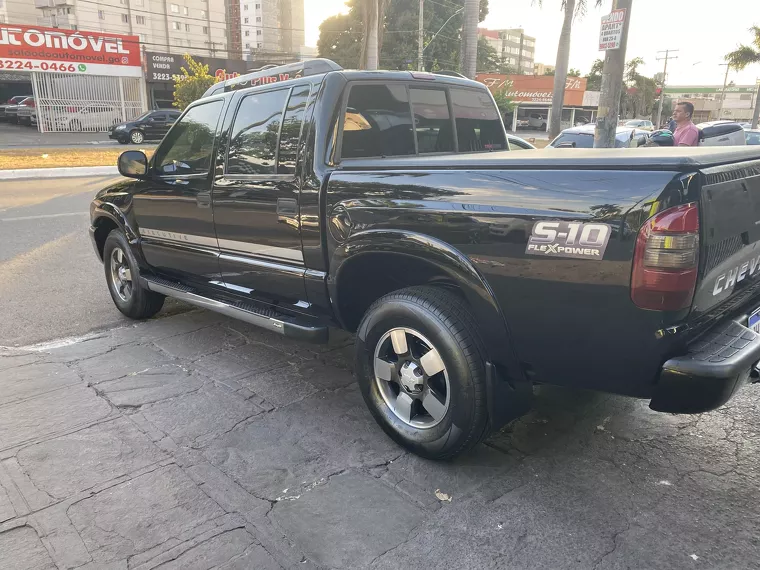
[1,308,760,569]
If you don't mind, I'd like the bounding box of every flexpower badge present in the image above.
[526,221,611,260]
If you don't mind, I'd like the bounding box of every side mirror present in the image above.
[118,150,148,179]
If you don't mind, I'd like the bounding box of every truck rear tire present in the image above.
[103,229,165,320]
[355,286,490,459]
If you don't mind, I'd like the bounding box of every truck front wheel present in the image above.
[355,286,490,459]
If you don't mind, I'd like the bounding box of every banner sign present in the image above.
[146,51,250,84]
[0,24,141,76]
[599,9,626,51]
[477,74,587,106]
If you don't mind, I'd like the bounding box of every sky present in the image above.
[304,0,760,87]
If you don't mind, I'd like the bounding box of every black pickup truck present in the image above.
[90,59,760,459]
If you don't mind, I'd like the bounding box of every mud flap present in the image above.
[485,361,533,430]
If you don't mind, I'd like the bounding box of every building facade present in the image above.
[664,85,758,123]
[0,0,38,25]
[478,27,535,75]
[534,62,554,76]
[33,0,230,59]
[239,0,304,64]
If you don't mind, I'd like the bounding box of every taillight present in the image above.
[631,202,699,311]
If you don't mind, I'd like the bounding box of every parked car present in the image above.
[624,119,654,131]
[746,129,760,145]
[49,104,122,132]
[16,98,37,126]
[548,124,648,148]
[0,95,31,121]
[4,96,32,123]
[109,110,182,144]
[507,134,536,150]
[696,121,748,146]
[90,59,760,459]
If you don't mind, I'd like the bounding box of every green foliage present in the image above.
[317,0,492,72]
[621,58,657,119]
[477,36,500,72]
[725,25,760,70]
[172,54,215,111]
[491,84,514,116]
[543,69,555,76]
[568,68,581,77]
[584,58,603,90]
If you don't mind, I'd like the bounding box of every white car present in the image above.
[624,119,654,131]
[51,104,123,132]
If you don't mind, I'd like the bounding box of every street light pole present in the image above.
[717,63,730,121]
[417,0,424,71]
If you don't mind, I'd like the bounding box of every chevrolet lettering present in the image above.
[89,58,760,460]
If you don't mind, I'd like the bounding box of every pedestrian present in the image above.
[667,117,676,132]
[672,102,700,146]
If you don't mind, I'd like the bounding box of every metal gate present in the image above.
[32,72,145,133]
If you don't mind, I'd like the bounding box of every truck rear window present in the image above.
[340,83,506,159]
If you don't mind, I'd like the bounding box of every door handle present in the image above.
[197,192,211,208]
[277,198,298,215]
[718,137,729,142]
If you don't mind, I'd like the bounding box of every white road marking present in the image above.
[0,211,88,222]
[0,331,105,352]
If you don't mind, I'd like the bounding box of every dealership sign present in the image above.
[599,9,626,51]
[0,25,141,77]
[146,52,250,84]
[477,74,587,106]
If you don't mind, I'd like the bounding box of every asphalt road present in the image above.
[0,175,180,347]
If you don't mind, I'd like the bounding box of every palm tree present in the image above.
[537,0,602,138]
[461,0,479,78]
[725,25,760,128]
[360,0,388,70]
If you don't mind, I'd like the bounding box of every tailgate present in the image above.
[691,159,760,319]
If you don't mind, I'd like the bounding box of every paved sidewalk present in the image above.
[1,309,759,569]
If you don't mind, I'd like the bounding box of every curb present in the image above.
[0,166,119,180]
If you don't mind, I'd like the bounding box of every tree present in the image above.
[477,36,500,72]
[568,68,581,77]
[318,0,491,73]
[172,54,215,111]
[543,69,555,75]
[491,83,515,117]
[585,58,603,90]
[462,0,480,78]
[535,0,603,139]
[726,25,760,128]
[360,0,388,70]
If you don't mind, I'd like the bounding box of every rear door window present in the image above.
[227,88,289,175]
[341,84,415,158]
[277,84,310,174]
[410,88,454,153]
[551,133,594,148]
[450,88,506,152]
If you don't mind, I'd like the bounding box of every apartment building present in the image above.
[534,62,554,76]
[33,0,231,59]
[0,0,38,25]
[478,27,535,75]
[239,0,304,63]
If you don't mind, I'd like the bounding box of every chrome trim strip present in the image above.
[209,280,255,294]
[219,253,306,275]
[140,227,304,263]
[217,238,304,262]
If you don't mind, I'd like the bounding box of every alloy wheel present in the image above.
[109,247,133,302]
[130,130,144,144]
[373,327,450,429]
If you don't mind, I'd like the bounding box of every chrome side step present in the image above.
[143,277,329,343]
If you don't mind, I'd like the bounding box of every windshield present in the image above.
[550,133,594,148]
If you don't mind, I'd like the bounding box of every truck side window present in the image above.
[227,88,288,175]
[154,100,223,175]
[410,88,453,153]
[450,88,506,152]
[341,84,415,158]
[277,84,310,174]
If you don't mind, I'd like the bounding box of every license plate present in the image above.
[749,307,760,333]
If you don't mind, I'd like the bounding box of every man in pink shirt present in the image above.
[672,102,700,146]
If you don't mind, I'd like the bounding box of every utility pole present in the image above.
[752,79,760,129]
[417,0,424,71]
[594,0,633,148]
[654,49,678,128]
[717,63,730,120]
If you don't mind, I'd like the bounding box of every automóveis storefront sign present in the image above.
[0,24,141,77]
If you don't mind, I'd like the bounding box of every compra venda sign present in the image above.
[0,24,141,77]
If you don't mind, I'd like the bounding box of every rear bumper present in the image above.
[651,318,760,413]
